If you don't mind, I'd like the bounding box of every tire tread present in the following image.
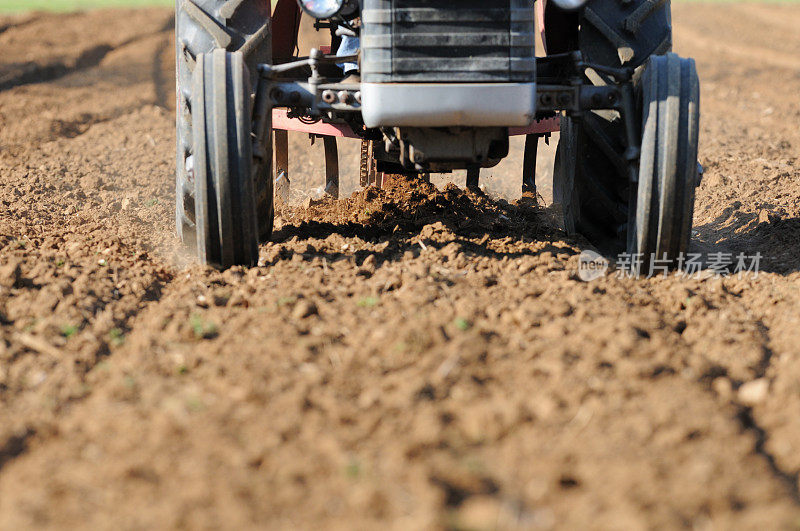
[176,0,271,248]
[632,53,700,267]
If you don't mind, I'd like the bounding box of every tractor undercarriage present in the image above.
[176,0,699,270]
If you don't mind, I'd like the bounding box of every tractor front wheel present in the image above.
[551,0,673,255]
[629,53,700,272]
[192,50,261,268]
[175,0,273,252]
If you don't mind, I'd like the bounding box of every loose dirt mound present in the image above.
[277,176,549,241]
[1,5,800,529]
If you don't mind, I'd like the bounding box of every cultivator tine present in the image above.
[522,134,539,197]
[323,136,339,199]
[466,166,480,190]
[274,129,290,203]
[381,174,398,189]
[360,140,370,187]
[371,157,384,188]
[359,139,383,188]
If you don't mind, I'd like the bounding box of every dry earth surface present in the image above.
[1,5,800,529]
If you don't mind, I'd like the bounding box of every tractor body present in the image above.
[176,0,700,270]
[359,0,538,132]
[267,0,557,173]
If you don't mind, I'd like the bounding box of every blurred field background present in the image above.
[2,0,795,200]
[0,0,172,12]
[1,0,799,13]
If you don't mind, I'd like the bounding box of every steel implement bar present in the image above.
[522,134,539,196]
[274,129,289,202]
[323,136,340,199]
[466,167,480,190]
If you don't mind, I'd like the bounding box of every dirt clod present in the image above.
[292,299,319,319]
[738,378,770,406]
[0,260,22,289]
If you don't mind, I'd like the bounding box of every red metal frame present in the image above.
[272,109,560,138]
[269,1,561,138]
[272,108,357,137]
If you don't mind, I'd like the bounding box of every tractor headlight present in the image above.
[297,0,345,19]
[549,0,589,10]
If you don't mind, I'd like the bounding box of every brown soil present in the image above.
[1,5,800,529]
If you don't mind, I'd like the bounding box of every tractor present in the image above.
[175,0,700,270]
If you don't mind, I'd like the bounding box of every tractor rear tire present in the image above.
[553,116,578,234]
[175,0,273,251]
[578,0,672,69]
[629,53,700,271]
[552,0,673,255]
[193,50,260,268]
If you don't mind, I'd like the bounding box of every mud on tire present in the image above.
[175,0,272,249]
